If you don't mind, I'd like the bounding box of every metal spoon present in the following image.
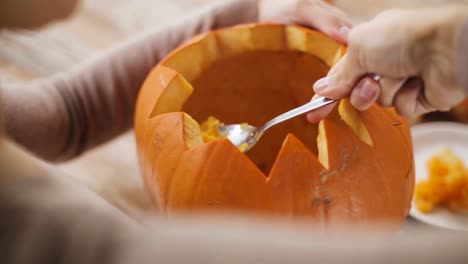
[218,96,337,152]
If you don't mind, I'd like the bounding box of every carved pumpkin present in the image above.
[134,24,414,226]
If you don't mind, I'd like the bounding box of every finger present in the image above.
[306,102,337,123]
[314,53,367,99]
[414,88,436,115]
[312,17,352,44]
[393,78,426,117]
[403,77,436,115]
[324,25,351,44]
[306,94,337,123]
[423,70,465,111]
[298,1,353,43]
[377,77,407,107]
[327,53,346,76]
[349,77,381,111]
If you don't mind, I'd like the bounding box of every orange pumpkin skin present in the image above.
[135,24,415,227]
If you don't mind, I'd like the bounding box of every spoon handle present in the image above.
[260,96,337,132]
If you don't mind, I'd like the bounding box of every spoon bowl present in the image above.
[219,96,337,152]
[218,124,259,152]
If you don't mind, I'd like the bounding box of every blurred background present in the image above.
[0,0,467,217]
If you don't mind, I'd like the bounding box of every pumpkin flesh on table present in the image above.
[134,24,414,227]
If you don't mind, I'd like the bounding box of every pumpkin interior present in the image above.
[183,50,329,174]
[150,25,372,175]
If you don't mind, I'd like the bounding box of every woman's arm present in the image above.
[0,0,258,161]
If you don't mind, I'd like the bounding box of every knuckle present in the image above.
[347,30,371,69]
[394,95,412,117]
[395,105,412,117]
[377,98,393,108]
[423,82,449,110]
[376,90,398,107]
[377,91,394,108]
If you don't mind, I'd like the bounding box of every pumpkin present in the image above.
[134,24,415,226]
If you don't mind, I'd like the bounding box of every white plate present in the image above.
[409,122,468,231]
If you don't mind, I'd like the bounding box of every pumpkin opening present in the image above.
[149,25,374,175]
[182,50,329,174]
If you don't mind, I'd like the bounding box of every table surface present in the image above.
[0,0,466,219]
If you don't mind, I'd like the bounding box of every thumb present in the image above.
[313,53,366,99]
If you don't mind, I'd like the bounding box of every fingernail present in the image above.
[314,77,329,92]
[339,26,350,38]
[359,82,378,101]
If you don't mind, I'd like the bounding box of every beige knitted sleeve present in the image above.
[0,0,258,161]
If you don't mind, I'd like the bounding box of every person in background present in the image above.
[1,0,468,263]
[0,0,351,162]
